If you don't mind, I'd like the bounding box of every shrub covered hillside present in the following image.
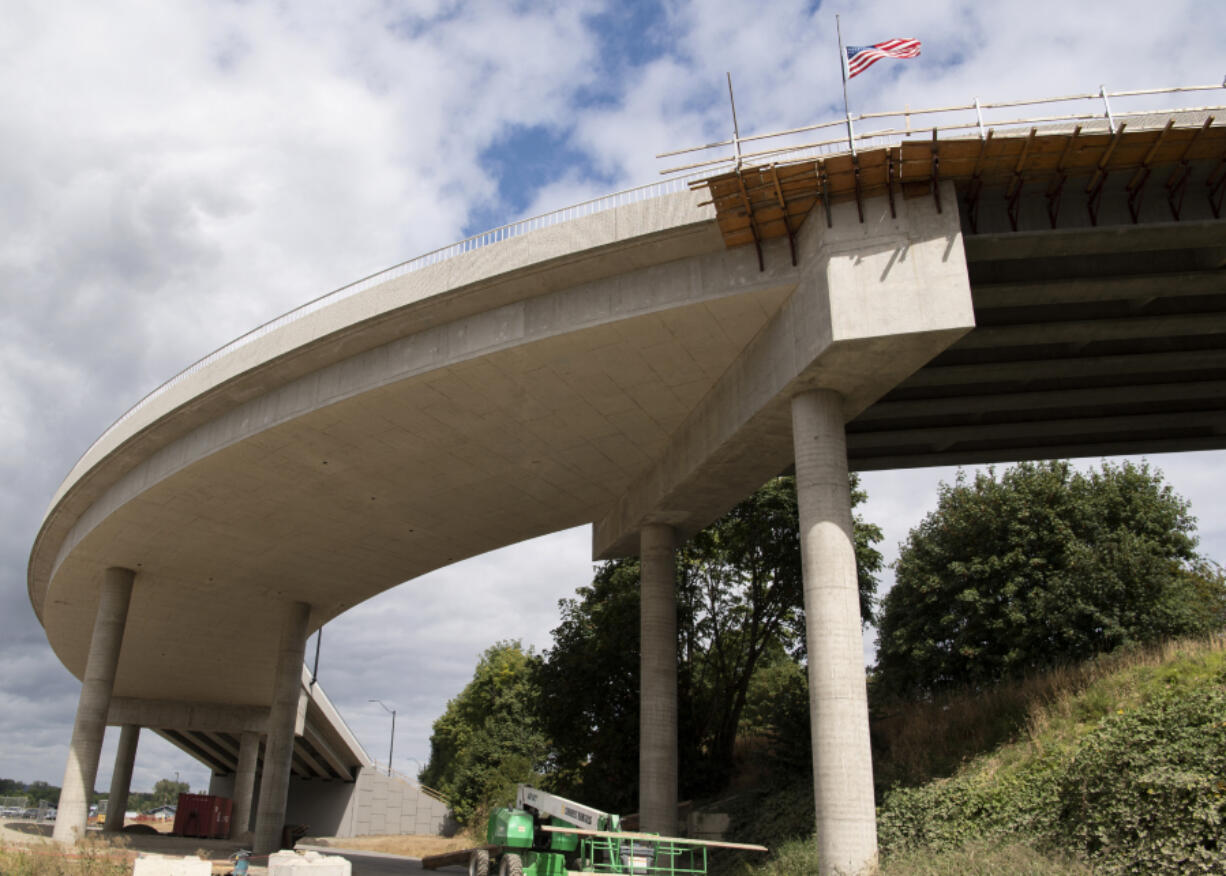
[736,636,1225,875]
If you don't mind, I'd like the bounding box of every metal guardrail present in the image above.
[63,82,1226,486]
[659,81,1226,174]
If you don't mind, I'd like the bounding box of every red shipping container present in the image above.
[173,793,233,839]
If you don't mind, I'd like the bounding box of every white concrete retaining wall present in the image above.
[282,767,452,838]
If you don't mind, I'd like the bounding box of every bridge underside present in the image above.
[850,218,1226,469]
[107,667,368,782]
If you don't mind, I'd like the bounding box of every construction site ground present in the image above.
[306,833,474,858]
[1,819,263,873]
[1,818,477,873]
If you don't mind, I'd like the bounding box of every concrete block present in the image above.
[132,854,212,876]
[687,811,731,840]
[269,849,352,875]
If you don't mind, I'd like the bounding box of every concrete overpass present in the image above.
[30,86,1225,873]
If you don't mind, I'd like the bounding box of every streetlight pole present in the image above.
[369,699,396,777]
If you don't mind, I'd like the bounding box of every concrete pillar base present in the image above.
[231,730,260,840]
[103,724,140,833]
[53,567,136,845]
[791,390,877,876]
[253,602,310,856]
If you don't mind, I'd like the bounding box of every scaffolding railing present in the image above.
[658,81,1226,175]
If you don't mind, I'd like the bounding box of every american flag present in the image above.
[845,38,922,78]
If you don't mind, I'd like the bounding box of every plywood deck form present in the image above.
[695,120,1226,248]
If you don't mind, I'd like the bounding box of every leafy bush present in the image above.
[1053,683,1226,874]
[740,837,820,875]
[877,747,1068,853]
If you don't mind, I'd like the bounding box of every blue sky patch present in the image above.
[462,123,609,236]
[575,1,672,106]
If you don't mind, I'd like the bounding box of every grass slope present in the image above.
[734,635,1226,875]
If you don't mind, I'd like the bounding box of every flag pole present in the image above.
[727,72,743,170]
[836,14,856,155]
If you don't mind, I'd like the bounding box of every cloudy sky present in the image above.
[2,0,1224,796]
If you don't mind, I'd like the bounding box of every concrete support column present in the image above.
[102,724,140,833]
[790,389,877,876]
[53,567,135,844]
[230,731,260,839]
[638,523,677,835]
[253,602,310,856]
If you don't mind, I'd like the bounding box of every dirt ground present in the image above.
[2,819,476,871]
[0,820,266,874]
[306,832,476,858]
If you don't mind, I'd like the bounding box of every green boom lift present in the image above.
[423,784,768,876]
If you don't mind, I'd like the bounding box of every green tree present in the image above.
[739,645,812,776]
[24,781,59,807]
[149,779,189,809]
[420,641,548,825]
[534,558,642,814]
[537,474,882,801]
[875,460,1219,696]
[679,475,880,790]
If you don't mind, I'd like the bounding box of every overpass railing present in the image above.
[658,81,1226,174]
[67,82,1225,485]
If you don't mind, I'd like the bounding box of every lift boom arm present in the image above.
[516,784,619,832]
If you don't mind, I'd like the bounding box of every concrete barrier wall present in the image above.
[284,768,452,838]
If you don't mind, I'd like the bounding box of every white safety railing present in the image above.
[658,81,1226,175]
